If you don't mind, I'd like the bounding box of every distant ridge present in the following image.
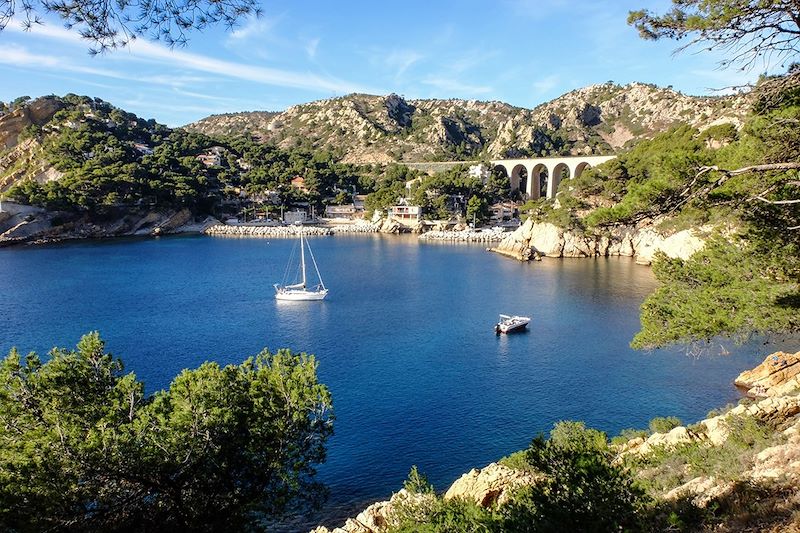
[185,82,750,163]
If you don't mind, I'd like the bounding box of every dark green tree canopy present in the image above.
[629,0,800,70]
[0,332,334,531]
[0,0,260,52]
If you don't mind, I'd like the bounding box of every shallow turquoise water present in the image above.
[0,234,782,527]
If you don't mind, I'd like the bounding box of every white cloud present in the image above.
[532,74,560,95]
[384,49,424,81]
[7,23,381,95]
[0,44,137,81]
[306,37,320,60]
[227,16,279,42]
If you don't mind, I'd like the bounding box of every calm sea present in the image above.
[0,234,782,528]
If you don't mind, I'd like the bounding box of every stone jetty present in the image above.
[204,221,380,238]
[418,229,506,243]
[205,224,333,237]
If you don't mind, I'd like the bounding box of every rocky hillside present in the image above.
[0,95,223,244]
[186,83,750,164]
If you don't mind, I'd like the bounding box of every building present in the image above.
[290,176,308,192]
[468,164,490,183]
[283,209,308,224]
[196,146,226,167]
[390,199,422,221]
[325,205,357,218]
[490,202,518,222]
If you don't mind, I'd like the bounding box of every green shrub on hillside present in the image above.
[500,421,648,532]
[649,416,683,434]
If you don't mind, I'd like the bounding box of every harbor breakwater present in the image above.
[417,229,506,243]
[205,221,507,243]
[204,223,380,237]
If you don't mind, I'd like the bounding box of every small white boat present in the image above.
[274,225,328,301]
[495,314,530,334]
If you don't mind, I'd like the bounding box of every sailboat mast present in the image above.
[299,228,307,288]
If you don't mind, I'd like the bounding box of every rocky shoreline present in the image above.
[489,217,707,264]
[1,202,706,264]
[309,350,800,533]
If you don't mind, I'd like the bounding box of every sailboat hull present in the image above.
[275,288,328,301]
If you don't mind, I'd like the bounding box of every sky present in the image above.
[0,0,779,126]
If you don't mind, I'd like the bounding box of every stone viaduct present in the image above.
[404,155,616,199]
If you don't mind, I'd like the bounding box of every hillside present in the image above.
[186,82,750,163]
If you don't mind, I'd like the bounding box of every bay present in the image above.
[0,234,778,527]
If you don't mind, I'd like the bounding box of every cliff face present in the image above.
[0,96,64,150]
[490,217,707,264]
[187,83,749,164]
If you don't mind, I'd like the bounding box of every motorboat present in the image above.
[495,314,530,334]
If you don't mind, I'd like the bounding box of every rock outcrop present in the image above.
[735,351,800,398]
[187,83,749,164]
[309,490,432,533]
[490,218,706,263]
[443,463,541,507]
[0,96,64,149]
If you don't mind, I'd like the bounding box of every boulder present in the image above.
[379,217,402,234]
[528,222,563,257]
[663,476,735,508]
[443,462,540,507]
[734,351,800,397]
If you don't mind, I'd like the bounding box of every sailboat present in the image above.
[274,225,329,301]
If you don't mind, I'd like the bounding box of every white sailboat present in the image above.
[274,226,329,301]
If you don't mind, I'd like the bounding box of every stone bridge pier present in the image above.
[492,155,616,199]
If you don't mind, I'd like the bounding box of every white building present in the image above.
[468,164,490,183]
[390,198,422,221]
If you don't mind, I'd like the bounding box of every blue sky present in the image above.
[0,0,774,126]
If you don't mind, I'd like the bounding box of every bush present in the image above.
[500,421,648,532]
[390,497,498,533]
[403,465,434,495]
[498,450,531,471]
[611,427,649,446]
[649,416,682,434]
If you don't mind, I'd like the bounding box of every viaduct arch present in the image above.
[403,155,616,199]
[491,155,616,199]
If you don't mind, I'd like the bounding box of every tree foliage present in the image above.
[4,95,371,220]
[0,0,260,53]
[500,422,647,533]
[628,0,800,70]
[0,333,333,531]
[633,235,800,349]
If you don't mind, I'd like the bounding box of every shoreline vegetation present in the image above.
[311,351,800,533]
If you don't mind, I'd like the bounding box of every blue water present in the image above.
[0,235,784,527]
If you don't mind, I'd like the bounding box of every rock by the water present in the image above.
[443,462,541,507]
[490,218,706,262]
[734,351,800,398]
